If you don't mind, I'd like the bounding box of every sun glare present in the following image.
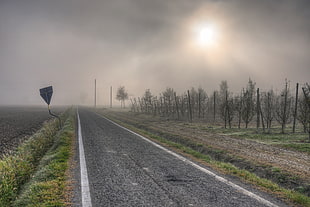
[197,24,218,47]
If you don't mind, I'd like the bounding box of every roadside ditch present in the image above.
[0,107,75,207]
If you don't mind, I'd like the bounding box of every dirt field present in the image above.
[98,108,310,196]
[0,106,64,156]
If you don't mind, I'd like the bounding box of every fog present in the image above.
[0,0,309,106]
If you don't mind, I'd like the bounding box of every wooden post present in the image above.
[282,81,288,134]
[256,88,260,132]
[293,83,299,133]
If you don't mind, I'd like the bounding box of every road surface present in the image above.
[73,108,288,207]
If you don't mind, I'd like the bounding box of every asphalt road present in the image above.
[74,108,288,207]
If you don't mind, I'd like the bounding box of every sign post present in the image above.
[39,86,62,128]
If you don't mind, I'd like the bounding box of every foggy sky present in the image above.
[0,0,309,106]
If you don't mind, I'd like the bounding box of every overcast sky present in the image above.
[0,0,309,106]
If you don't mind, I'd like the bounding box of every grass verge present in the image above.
[201,126,310,154]
[0,108,75,207]
[103,113,310,207]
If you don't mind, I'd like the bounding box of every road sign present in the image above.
[40,86,53,105]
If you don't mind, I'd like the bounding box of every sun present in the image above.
[197,24,218,47]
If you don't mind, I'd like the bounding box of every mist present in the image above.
[0,0,309,106]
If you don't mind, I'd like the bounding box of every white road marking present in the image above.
[77,109,92,207]
[98,113,279,207]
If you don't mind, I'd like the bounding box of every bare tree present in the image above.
[261,90,275,133]
[234,92,243,129]
[116,86,128,108]
[190,87,198,118]
[198,87,208,119]
[227,97,235,128]
[300,83,310,140]
[241,78,256,128]
[162,88,175,117]
[274,80,293,133]
[187,90,192,122]
[219,81,230,128]
[174,92,180,120]
[142,89,153,114]
[130,98,136,112]
[298,96,310,134]
[209,91,219,123]
[292,83,299,133]
[179,93,187,119]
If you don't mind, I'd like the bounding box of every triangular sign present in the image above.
[40,86,53,105]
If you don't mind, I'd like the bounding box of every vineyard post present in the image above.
[256,88,260,132]
[292,83,299,133]
[282,81,289,133]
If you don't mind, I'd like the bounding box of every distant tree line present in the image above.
[130,79,310,137]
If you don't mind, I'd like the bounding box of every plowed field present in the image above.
[0,106,64,156]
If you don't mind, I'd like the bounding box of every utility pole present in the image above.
[94,79,97,108]
[110,86,112,108]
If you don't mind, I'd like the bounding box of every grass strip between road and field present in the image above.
[0,108,75,207]
[103,114,310,207]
